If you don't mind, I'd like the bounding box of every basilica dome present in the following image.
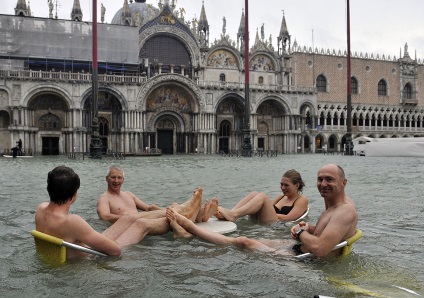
[111,0,159,25]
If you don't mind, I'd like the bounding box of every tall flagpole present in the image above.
[345,0,353,155]
[242,0,252,155]
[89,0,102,158]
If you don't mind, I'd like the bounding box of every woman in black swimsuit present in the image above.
[216,169,308,224]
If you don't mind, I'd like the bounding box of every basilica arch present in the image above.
[82,88,124,153]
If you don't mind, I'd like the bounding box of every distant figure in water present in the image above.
[16,139,22,155]
[11,146,19,158]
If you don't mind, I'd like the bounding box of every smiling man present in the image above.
[97,165,162,223]
[290,164,358,256]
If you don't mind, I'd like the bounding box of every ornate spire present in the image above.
[198,1,209,31]
[237,9,245,52]
[277,11,291,55]
[15,0,29,16]
[197,1,209,48]
[71,0,83,22]
[254,28,260,45]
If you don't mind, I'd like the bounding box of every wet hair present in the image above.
[283,169,305,193]
[47,165,80,205]
[107,164,124,178]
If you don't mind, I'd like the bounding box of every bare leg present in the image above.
[215,192,259,220]
[232,191,260,209]
[116,217,170,246]
[166,208,276,252]
[217,192,278,224]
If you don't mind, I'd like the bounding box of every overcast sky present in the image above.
[4,0,424,60]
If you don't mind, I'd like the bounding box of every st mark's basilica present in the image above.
[0,0,423,155]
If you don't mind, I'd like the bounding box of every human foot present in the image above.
[196,199,209,223]
[174,187,203,221]
[166,208,192,239]
[201,197,218,222]
[216,206,237,222]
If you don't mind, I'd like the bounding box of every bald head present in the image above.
[318,164,345,179]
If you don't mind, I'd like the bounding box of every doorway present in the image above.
[257,137,265,150]
[219,138,229,153]
[157,130,173,154]
[42,137,59,155]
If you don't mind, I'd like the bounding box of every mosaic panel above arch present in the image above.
[28,94,69,110]
[250,54,275,71]
[83,91,122,112]
[207,49,238,68]
[256,100,285,115]
[146,85,194,113]
[216,97,244,115]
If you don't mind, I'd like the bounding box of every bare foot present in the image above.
[196,199,209,223]
[201,197,218,222]
[166,208,192,239]
[214,210,225,220]
[174,187,203,221]
[167,207,193,231]
[216,206,237,222]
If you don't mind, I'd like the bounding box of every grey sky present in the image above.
[4,0,424,60]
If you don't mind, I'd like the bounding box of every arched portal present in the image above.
[218,120,231,153]
[154,113,183,154]
[83,90,123,153]
[29,93,69,155]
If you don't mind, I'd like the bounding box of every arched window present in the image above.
[99,117,109,136]
[316,75,327,92]
[219,120,231,137]
[351,77,358,94]
[378,79,387,96]
[403,83,412,99]
[219,73,226,82]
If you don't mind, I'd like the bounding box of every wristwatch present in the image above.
[296,228,305,240]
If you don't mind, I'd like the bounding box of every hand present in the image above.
[290,224,301,239]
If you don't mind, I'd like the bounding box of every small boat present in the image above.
[353,136,424,157]
[3,154,33,158]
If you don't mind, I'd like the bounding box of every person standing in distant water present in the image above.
[16,139,22,155]
[215,169,309,224]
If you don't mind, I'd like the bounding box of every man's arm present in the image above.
[68,214,121,256]
[97,195,123,223]
[293,206,356,257]
[130,192,161,211]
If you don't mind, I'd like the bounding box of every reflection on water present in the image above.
[0,155,423,297]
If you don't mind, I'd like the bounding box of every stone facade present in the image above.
[0,0,422,155]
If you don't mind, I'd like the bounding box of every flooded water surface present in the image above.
[0,154,423,297]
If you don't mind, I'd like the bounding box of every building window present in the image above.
[220,73,226,82]
[378,79,387,96]
[258,76,264,84]
[316,75,327,92]
[351,77,358,94]
[403,83,412,99]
